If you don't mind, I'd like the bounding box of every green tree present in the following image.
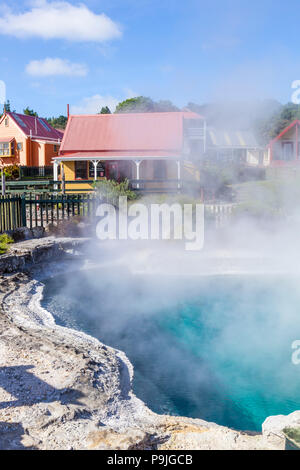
[257,102,300,144]
[23,107,38,116]
[115,96,156,114]
[155,100,179,112]
[115,96,179,114]
[3,100,11,113]
[99,106,111,114]
[46,115,68,130]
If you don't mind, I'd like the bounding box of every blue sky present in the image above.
[1,0,300,117]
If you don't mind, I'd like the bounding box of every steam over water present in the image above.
[42,267,300,431]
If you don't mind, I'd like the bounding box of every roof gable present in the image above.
[269,120,300,146]
[5,112,63,141]
[60,112,202,154]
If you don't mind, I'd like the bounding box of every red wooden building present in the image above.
[269,120,300,166]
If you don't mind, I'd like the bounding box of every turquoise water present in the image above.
[42,269,300,431]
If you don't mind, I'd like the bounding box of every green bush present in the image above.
[3,165,20,181]
[0,234,14,254]
[93,178,137,205]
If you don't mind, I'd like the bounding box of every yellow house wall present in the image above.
[62,160,94,193]
[0,114,27,165]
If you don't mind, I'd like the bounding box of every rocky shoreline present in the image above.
[0,237,298,450]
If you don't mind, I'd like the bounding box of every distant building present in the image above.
[268,120,300,166]
[0,112,63,168]
[205,128,268,166]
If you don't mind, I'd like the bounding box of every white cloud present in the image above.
[71,89,141,114]
[0,1,122,42]
[26,58,88,77]
[70,94,120,114]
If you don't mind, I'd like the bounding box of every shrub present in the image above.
[93,178,137,205]
[0,233,14,254]
[3,165,20,181]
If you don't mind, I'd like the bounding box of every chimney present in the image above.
[67,104,70,119]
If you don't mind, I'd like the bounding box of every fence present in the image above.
[0,193,237,234]
[0,178,202,195]
[0,195,23,232]
[19,166,53,180]
[25,193,101,229]
[0,193,101,232]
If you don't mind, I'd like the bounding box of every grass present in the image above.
[0,234,14,255]
[230,177,300,220]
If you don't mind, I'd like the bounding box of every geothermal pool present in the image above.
[41,267,300,431]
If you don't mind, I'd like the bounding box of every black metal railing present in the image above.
[20,166,54,180]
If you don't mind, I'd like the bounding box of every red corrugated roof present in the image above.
[6,112,63,141]
[56,151,180,159]
[60,112,202,156]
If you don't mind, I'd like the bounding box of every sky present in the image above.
[1,0,300,117]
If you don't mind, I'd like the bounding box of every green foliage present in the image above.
[99,106,111,114]
[257,102,300,144]
[46,115,68,130]
[23,107,38,116]
[115,96,179,114]
[3,165,20,180]
[115,96,155,114]
[93,178,137,205]
[0,234,14,254]
[3,100,11,113]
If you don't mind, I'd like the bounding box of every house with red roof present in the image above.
[0,111,63,169]
[55,111,206,192]
[268,120,300,165]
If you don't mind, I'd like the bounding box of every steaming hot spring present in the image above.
[41,247,300,432]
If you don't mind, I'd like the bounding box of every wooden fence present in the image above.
[0,193,101,232]
[0,193,237,234]
[0,195,23,233]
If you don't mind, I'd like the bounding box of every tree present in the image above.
[99,106,111,114]
[256,102,300,144]
[23,107,38,116]
[115,96,179,114]
[115,96,156,114]
[46,115,68,130]
[3,100,11,113]
[155,100,179,112]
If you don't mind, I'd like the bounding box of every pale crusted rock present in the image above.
[0,239,297,450]
[87,428,150,450]
[262,411,300,449]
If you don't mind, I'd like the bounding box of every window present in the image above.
[54,144,59,152]
[17,142,23,151]
[0,142,13,156]
[88,161,105,178]
[75,161,87,179]
[282,142,294,161]
[153,161,167,179]
[12,113,27,128]
[38,118,52,132]
[4,118,8,127]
